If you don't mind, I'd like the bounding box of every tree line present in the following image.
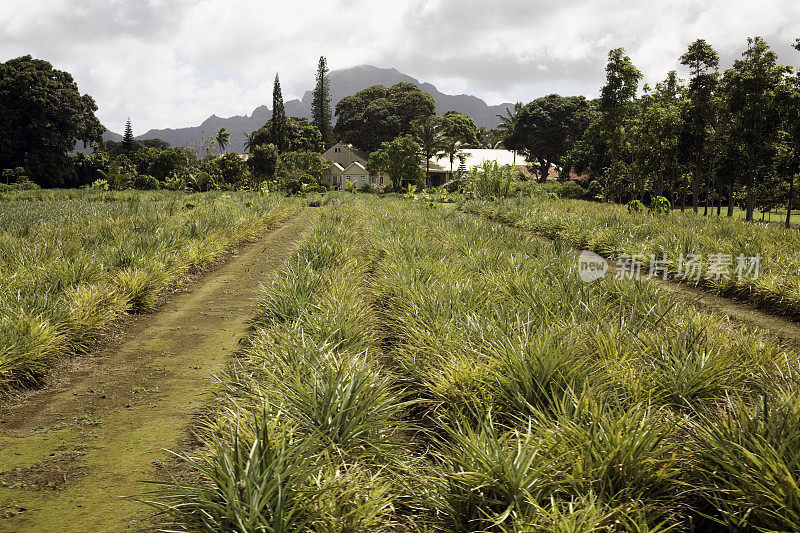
[5,40,800,214]
[0,56,337,193]
[0,53,496,193]
[502,37,800,226]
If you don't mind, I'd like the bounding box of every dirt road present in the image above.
[464,211,800,348]
[0,210,314,532]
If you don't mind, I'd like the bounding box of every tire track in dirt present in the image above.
[0,209,317,532]
[462,210,800,348]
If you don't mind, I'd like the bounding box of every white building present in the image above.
[321,142,387,190]
[429,149,522,174]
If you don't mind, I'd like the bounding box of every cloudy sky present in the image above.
[2,0,799,134]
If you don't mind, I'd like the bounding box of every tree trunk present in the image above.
[692,163,700,214]
[681,183,686,212]
[449,156,454,181]
[745,174,754,222]
[426,156,431,189]
[727,184,734,217]
[539,157,549,183]
[787,177,794,229]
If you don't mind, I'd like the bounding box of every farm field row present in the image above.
[0,189,302,388]
[460,196,800,319]
[154,195,800,531]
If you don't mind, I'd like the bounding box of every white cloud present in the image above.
[2,0,799,133]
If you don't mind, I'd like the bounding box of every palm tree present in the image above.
[496,102,523,132]
[496,102,524,165]
[413,117,446,188]
[243,131,256,153]
[438,138,464,178]
[216,128,231,154]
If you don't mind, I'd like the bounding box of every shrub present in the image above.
[0,179,39,192]
[214,152,250,188]
[588,179,602,199]
[649,196,671,215]
[690,393,800,530]
[148,414,313,532]
[133,174,160,190]
[627,199,645,213]
[464,161,515,199]
[91,178,109,190]
[187,171,218,192]
[162,174,185,191]
[280,176,314,196]
[541,180,587,199]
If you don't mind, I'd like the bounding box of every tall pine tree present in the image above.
[312,56,332,149]
[121,117,135,155]
[680,39,719,214]
[272,73,287,152]
[599,48,641,201]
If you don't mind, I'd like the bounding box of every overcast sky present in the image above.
[2,0,799,134]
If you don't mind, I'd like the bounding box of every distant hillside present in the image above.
[117,65,513,153]
[301,65,514,130]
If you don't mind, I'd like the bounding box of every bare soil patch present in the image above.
[0,210,315,532]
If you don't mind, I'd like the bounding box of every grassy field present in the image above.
[0,189,301,388]
[152,194,800,531]
[460,196,800,319]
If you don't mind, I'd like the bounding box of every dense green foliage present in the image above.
[560,37,800,226]
[461,195,800,317]
[155,195,800,531]
[247,116,322,154]
[0,190,300,388]
[272,73,287,152]
[505,95,594,182]
[0,56,104,187]
[334,82,436,152]
[441,111,480,146]
[311,56,332,149]
[366,135,425,190]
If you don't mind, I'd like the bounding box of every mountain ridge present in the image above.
[106,65,514,153]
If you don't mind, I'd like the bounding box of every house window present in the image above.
[334,147,340,153]
[370,177,375,184]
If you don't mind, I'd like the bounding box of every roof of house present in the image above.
[325,142,370,162]
[348,146,370,162]
[426,159,448,172]
[342,161,367,173]
[328,162,344,172]
[429,149,522,172]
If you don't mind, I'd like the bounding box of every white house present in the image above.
[323,160,386,190]
[321,142,387,190]
[323,142,533,190]
[322,162,345,188]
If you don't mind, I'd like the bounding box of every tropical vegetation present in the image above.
[0,189,301,388]
[152,194,800,531]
